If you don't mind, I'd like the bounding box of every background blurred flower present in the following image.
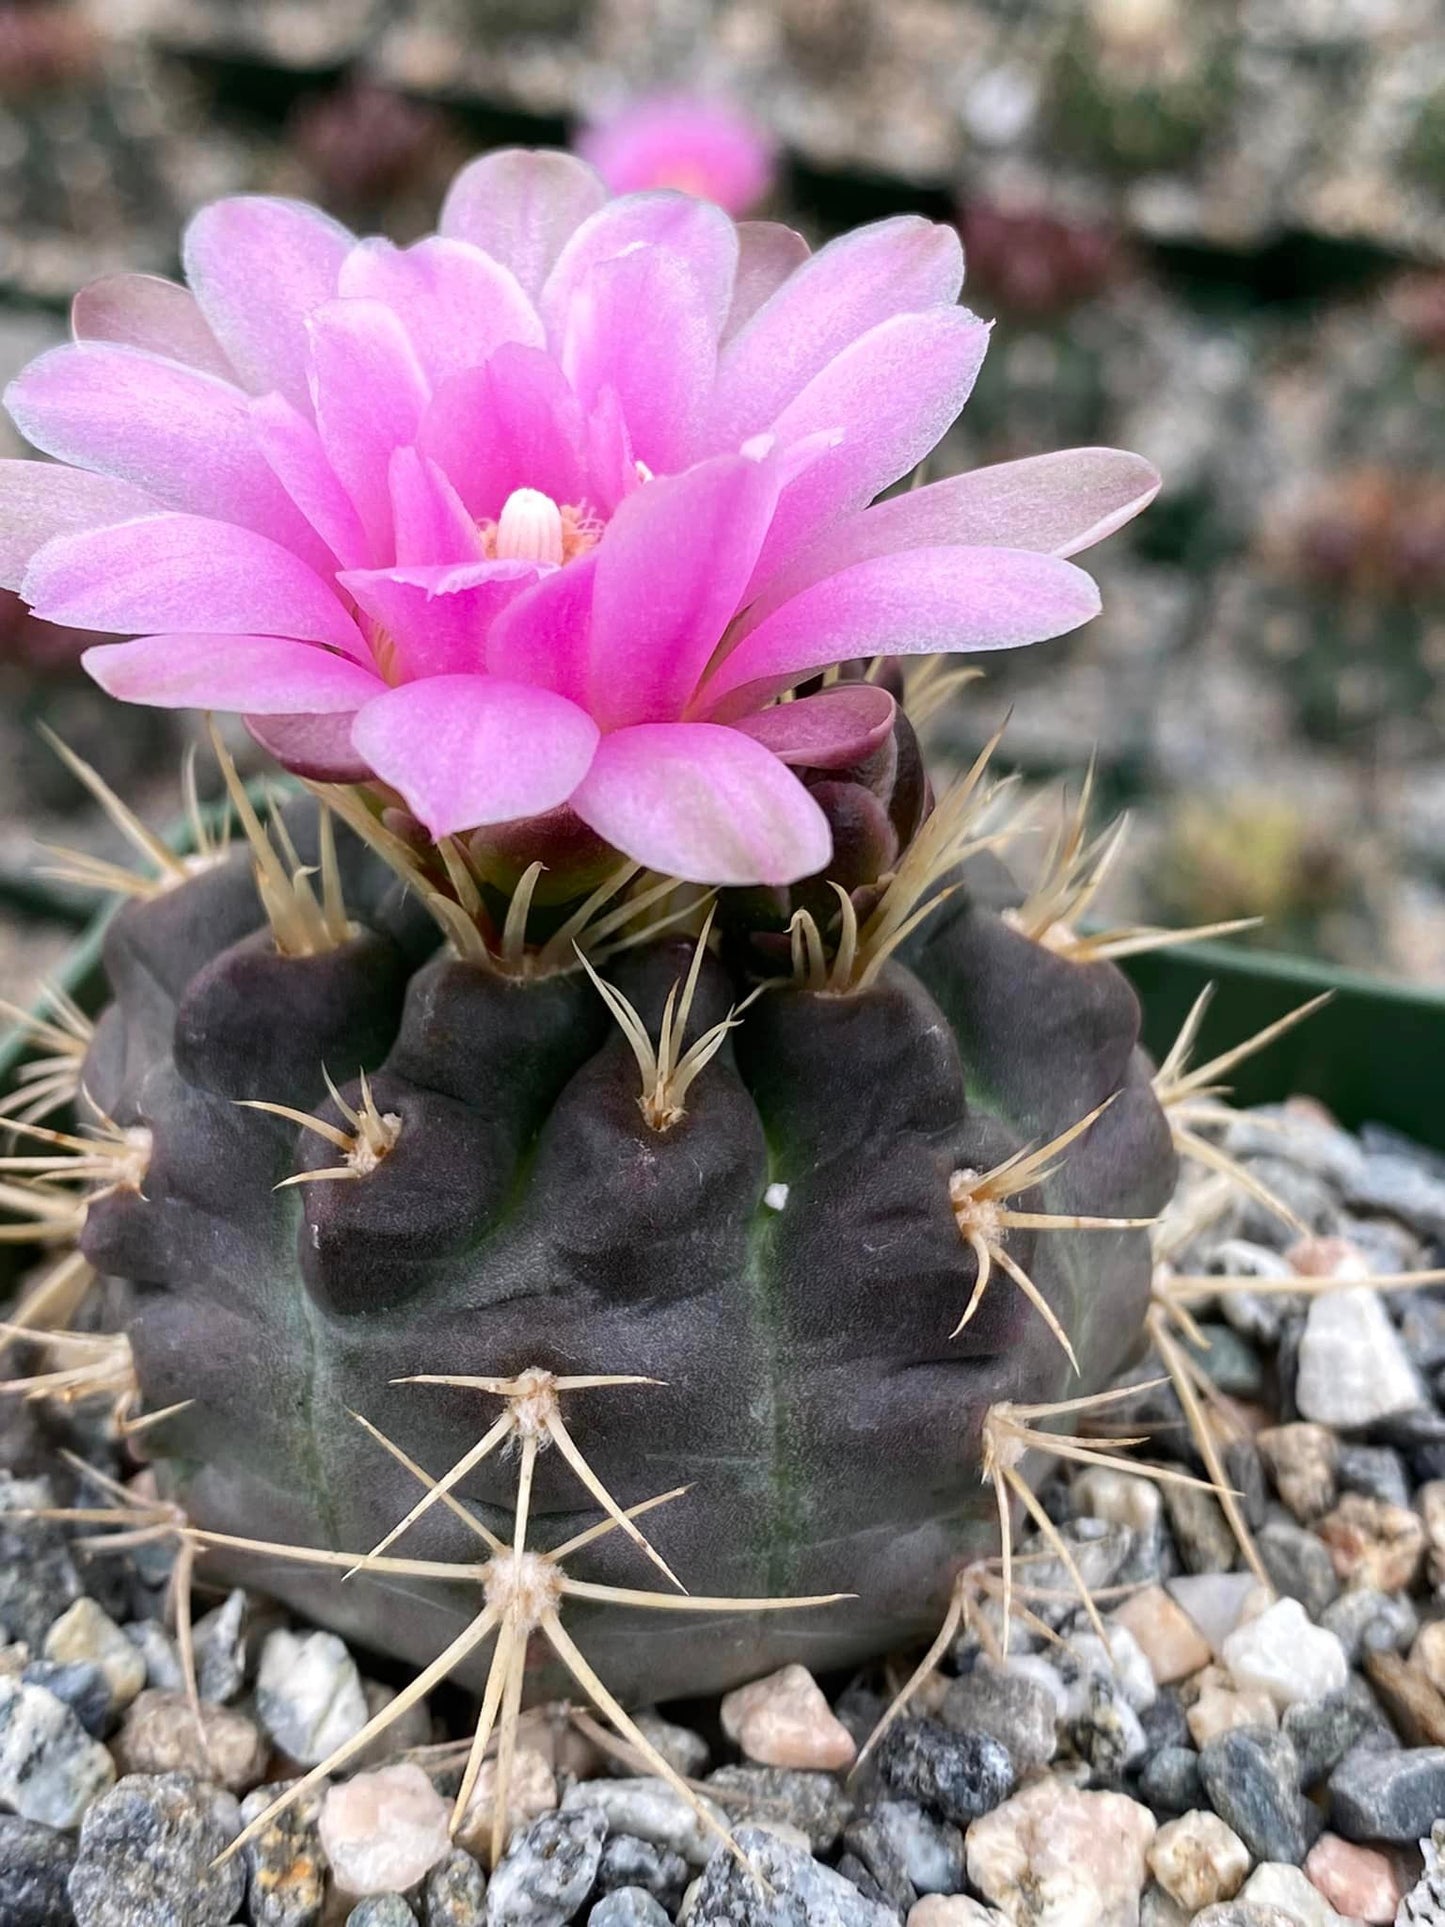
[575,95,777,215]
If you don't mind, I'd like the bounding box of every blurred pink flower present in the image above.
[0,149,1158,885]
[576,94,777,215]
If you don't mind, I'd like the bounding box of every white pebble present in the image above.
[1221,1597,1348,1710]
[319,1762,451,1896]
[256,1628,368,1766]
[1242,1862,1349,1926]
[1295,1289,1423,1428]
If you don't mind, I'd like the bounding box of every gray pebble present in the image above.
[561,1778,726,1870]
[0,1678,114,1829]
[348,1902,416,1927]
[616,1709,708,1781]
[1197,1727,1322,1865]
[1397,1298,1445,1375]
[1281,1687,1377,1786]
[1137,1745,1203,1815]
[862,1800,963,1895]
[597,1833,689,1909]
[122,1621,183,1694]
[21,1661,113,1739]
[423,1847,486,1926]
[1016,1520,1135,1618]
[835,1850,904,1921]
[191,1591,248,1706]
[1320,1588,1417,1664]
[589,1893,668,1927]
[1231,1159,1342,1245]
[0,1478,81,1649]
[68,1772,244,1927]
[1257,1519,1339,1619]
[840,1812,915,1916]
[486,1808,607,1927]
[1191,1906,1299,1927]
[1398,1817,1445,1926]
[688,1824,896,1926]
[1138,1690,1191,1757]
[875,1718,1014,1827]
[1187,1325,1266,1398]
[1329,1742,1445,1843]
[1163,1484,1238,1575]
[705,1766,852,1853]
[0,1812,75,1927]
[939,1666,1057,1774]
[239,1777,325,1927]
[1335,1444,1411,1509]
[1348,1150,1445,1241]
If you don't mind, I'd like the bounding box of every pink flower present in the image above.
[576,95,776,215]
[0,149,1159,885]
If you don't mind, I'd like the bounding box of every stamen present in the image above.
[495,488,565,566]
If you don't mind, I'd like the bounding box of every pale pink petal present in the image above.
[710,215,963,448]
[26,514,366,658]
[722,221,810,344]
[418,344,586,522]
[570,722,832,885]
[541,191,738,343]
[583,385,640,515]
[338,560,539,680]
[0,459,158,591]
[307,299,430,563]
[750,306,992,584]
[576,97,776,215]
[5,344,331,567]
[388,446,486,566]
[485,548,598,706]
[82,634,382,712]
[245,711,371,781]
[587,454,777,729]
[249,393,370,570]
[183,196,353,409]
[71,274,235,380]
[561,247,719,473]
[439,149,607,298]
[337,236,543,386]
[732,683,896,768]
[350,676,600,837]
[699,546,1102,714]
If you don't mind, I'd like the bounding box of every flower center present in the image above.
[483,488,603,567]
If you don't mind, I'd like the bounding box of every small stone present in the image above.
[938,1665,1057,1774]
[1318,1494,1426,1593]
[1013,1520,1135,1619]
[1191,1908,1296,1927]
[1163,1484,1239,1575]
[1065,1628,1156,1715]
[1138,1886,1188,1927]
[1420,1482,1445,1589]
[423,1847,487,1926]
[1303,1833,1402,1924]
[1398,1818,1445,1924]
[68,1772,244,1927]
[455,1747,557,1863]
[21,1660,112,1739]
[1281,1690,1375,1786]
[841,1809,917,1916]
[1415,1619,1445,1692]
[1197,1727,1321,1865]
[256,1629,368,1767]
[1138,1747,1203,1816]
[124,1621,183,1694]
[589,1893,668,1927]
[1139,1690,1191,1757]
[320,1763,452,1898]
[114,1687,268,1792]
[42,1600,145,1721]
[905,1903,997,1927]
[1147,1810,1251,1911]
[719,1665,855,1772]
[562,1778,729,1869]
[1364,1649,1445,1746]
[1240,1863,1346,1926]
[1166,1575,1269,1656]
[191,1591,249,1706]
[1328,1743,1445,1843]
[705,1764,852,1853]
[240,1776,325,1927]
[965,1778,1155,1927]
[0,1477,81,1649]
[0,1812,74,1927]
[1295,1289,1424,1428]
[0,1677,114,1828]
[689,1824,894,1926]
[1221,1599,1349,1710]
[597,1833,689,1909]
[1073,1469,1163,1536]
[348,1902,416,1927]
[486,1809,608,1927]
[1335,1445,1410,1509]
[1256,1521,1339,1621]
[876,1719,1014,1828]
[864,1799,964,1896]
[1320,1588,1417,1665]
[1112,1588,1213,1686]
[1256,1425,1338,1522]
[619,1709,708,1781]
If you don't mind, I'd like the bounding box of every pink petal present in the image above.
[5,344,330,567]
[307,299,430,563]
[710,215,963,448]
[71,274,234,380]
[570,722,832,885]
[576,97,776,215]
[541,191,739,342]
[418,344,587,522]
[561,246,719,474]
[750,306,992,584]
[350,676,600,837]
[0,459,157,591]
[338,560,539,680]
[337,236,543,386]
[82,634,382,712]
[439,149,608,298]
[722,221,810,344]
[388,446,486,566]
[485,548,598,706]
[732,683,896,768]
[249,393,370,570]
[583,384,641,515]
[26,514,366,658]
[245,710,372,781]
[183,196,353,410]
[587,454,777,729]
[699,546,1102,714]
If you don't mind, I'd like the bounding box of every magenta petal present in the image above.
[439,149,607,298]
[249,393,370,570]
[244,711,373,782]
[700,545,1102,713]
[26,514,366,657]
[588,454,777,729]
[732,684,897,768]
[388,446,486,566]
[71,274,234,380]
[0,459,157,591]
[710,215,964,447]
[485,548,598,706]
[419,344,587,522]
[723,221,810,345]
[183,196,353,409]
[350,676,600,837]
[338,560,539,680]
[570,722,832,886]
[82,634,382,712]
[307,299,430,563]
[541,191,739,342]
[338,236,543,386]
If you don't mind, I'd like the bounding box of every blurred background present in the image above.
[0,0,1442,998]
